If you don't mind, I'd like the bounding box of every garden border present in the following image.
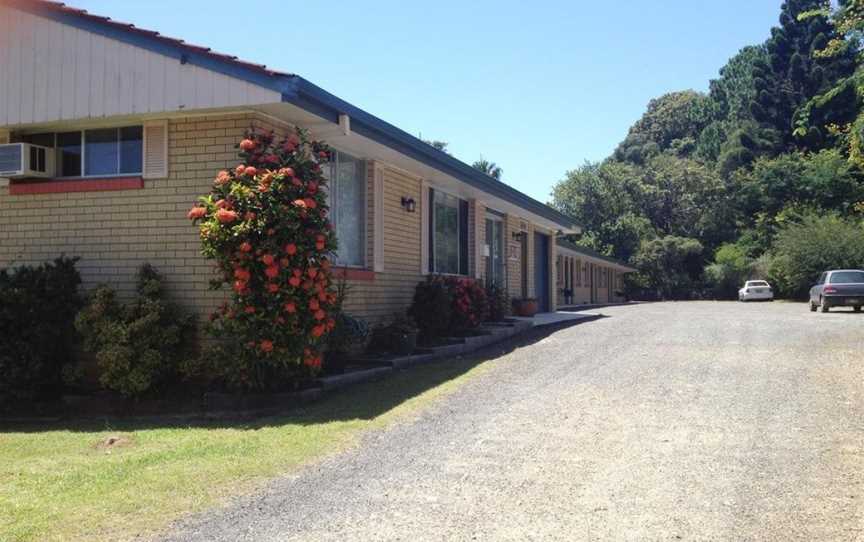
[1,315,603,424]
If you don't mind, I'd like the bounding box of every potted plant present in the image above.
[385,313,419,355]
[325,313,369,375]
[511,297,539,317]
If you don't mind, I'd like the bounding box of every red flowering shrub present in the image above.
[408,275,488,343]
[188,128,336,390]
[446,277,489,330]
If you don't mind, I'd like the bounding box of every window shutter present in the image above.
[427,187,435,273]
[143,121,168,179]
[459,198,469,276]
[372,167,384,272]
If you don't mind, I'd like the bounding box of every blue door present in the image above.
[533,232,550,312]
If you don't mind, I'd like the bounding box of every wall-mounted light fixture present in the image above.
[401,196,416,213]
[511,231,526,242]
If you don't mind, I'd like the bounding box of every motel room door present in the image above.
[533,232,550,312]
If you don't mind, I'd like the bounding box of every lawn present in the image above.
[0,358,492,542]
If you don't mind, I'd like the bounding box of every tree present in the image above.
[768,211,864,297]
[709,45,770,122]
[420,137,450,154]
[750,0,855,147]
[631,236,705,300]
[614,90,715,163]
[472,157,502,180]
[704,242,757,299]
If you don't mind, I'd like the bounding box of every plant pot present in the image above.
[512,299,538,317]
[391,331,418,356]
[324,351,348,375]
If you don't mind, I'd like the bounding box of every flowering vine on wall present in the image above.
[188,128,336,390]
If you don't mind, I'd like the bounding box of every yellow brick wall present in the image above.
[340,162,423,324]
[0,110,563,328]
[0,112,280,326]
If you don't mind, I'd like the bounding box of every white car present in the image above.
[738,280,774,302]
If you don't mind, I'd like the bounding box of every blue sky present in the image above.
[73,0,782,202]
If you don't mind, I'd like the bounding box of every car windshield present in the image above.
[747,281,769,287]
[828,271,864,284]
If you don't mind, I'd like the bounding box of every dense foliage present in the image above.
[0,257,82,400]
[75,265,193,398]
[552,0,864,299]
[409,276,489,343]
[189,128,337,391]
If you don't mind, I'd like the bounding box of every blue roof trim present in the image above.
[283,78,579,230]
[9,0,287,92]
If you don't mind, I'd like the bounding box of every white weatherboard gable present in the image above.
[0,5,281,127]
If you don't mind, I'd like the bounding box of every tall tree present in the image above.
[472,157,503,180]
[614,90,715,163]
[750,0,856,147]
[420,138,450,154]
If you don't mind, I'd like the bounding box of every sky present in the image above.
[72,0,783,203]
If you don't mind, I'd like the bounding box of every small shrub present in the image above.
[409,276,488,342]
[485,282,511,321]
[328,313,369,355]
[408,277,453,343]
[0,257,83,400]
[449,277,488,329]
[75,265,194,398]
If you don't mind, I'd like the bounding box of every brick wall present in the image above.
[340,162,423,323]
[0,112,279,326]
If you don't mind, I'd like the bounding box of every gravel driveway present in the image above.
[162,301,864,541]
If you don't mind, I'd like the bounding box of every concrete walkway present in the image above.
[162,301,864,541]
[512,310,602,327]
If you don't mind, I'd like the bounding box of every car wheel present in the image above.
[809,300,817,312]
[820,297,830,313]
[855,306,862,313]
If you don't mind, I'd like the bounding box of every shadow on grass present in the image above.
[2,317,607,434]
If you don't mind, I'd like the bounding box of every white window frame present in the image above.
[325,148,367,268]
[430,187,468,276]
[484,211,506,286]
[27,126,144,179]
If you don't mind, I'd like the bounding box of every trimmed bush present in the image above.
[75,264,194,398]
[409,277,453,343]
[0,257,82,400]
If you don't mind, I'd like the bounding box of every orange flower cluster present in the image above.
[188,127,337,387]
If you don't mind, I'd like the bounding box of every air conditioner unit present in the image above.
[0,143,55,178]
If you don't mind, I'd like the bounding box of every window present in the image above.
[485,214,505,286]
[26,126,143,178]
[323,150,366,267]
[829,271,864,284]
[429,188,468,275]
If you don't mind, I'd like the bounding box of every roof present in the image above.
[4,0,580,231]
[556,239,637,272]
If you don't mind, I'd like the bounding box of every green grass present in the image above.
[0,358,492,542]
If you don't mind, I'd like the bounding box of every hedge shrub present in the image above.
[0,257,82,400]
[75,264,194,398]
